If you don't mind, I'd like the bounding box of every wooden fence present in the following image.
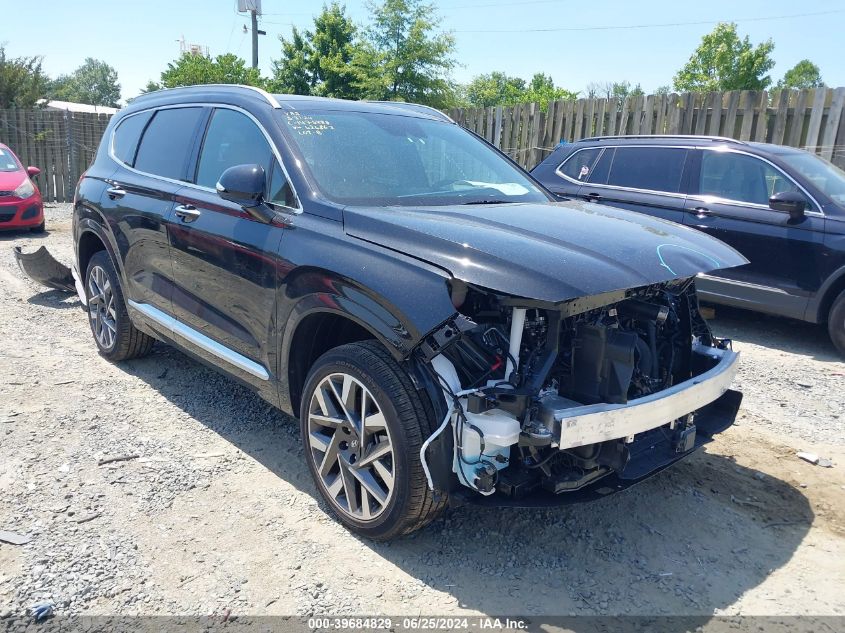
[447,87,845,171]
[0,109,111,202]
[2,88,845,201]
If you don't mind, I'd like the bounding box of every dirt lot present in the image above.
[1,204,844,619]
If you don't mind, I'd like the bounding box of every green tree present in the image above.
[51,58,121,107]
[269,4,363,99]
[160,52,262,88]
[310,3,361,98]
[465,72,526,107]
[673,23,774,92]
[269,26,315,95]
[0,45,49,108]
[777,59,824,89]
[465,71,574,110]
[141,80,162,94]
[524,73,576,110]
[356,0,457,108]
[585,80,643,100]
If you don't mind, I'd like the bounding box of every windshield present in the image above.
[0,148,20,172]
[779,151,845,205]
[277,110,548,206]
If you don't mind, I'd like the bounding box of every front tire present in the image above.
[85,251,154,361]
[300,341,447,540]
[828,290,845,358]
[30,220,45,233]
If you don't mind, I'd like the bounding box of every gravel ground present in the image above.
[1,204,843,620]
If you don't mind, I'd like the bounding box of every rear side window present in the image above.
[134,107,203,180]
[605,147,688,193]
[558,148,601,182]
[196,108,272,189]
[112,111,152,166]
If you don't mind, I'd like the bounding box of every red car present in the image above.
[0,143,44,232]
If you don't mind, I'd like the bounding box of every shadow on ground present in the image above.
[27,289,81,310]
[707,304,839,363]
[112,342,813,619]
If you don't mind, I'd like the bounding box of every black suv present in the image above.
[42,86,748,539]
[531,135,845,356]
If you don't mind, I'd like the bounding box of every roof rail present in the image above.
[365,100,455,123]
[577,134,745,144]
[132,84,282,109]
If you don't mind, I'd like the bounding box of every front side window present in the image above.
[196,109,273,189]
[605,147,688,193]
[134,107,203,180]
[699,151,799,206]
[779,151,845,205]
[112,111,152,166]
[276,110,548,207]
[267,160,297,208]
[558,148,601,182]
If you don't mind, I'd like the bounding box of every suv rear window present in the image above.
[558,148,601,182]
[112,111,152,166]
[605,146,688,193]
[134,107,203,180]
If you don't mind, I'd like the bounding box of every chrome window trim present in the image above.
[109,102,302,213]
[694,146,824,217]
[128,300,270,381]
[555,144,694,200]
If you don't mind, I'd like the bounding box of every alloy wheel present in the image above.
[307,372,395,521]
[87,265,117,350]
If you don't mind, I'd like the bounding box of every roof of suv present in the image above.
[565,134,805,156]
[126,84,455,123]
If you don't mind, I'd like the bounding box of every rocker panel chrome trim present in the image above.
[127,300,270,380]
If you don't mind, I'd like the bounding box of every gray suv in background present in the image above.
[531,135,845,356]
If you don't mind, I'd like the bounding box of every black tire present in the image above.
[85,251,154,361]
[828,289,845,358]
[30,221,45,233]
[299,340,447,540]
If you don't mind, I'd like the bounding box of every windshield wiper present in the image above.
[461,199,510,205]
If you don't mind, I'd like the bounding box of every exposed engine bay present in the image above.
[417,278,742,502]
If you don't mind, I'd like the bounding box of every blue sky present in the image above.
[6,0,844,102]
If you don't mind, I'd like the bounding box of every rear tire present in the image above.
[828,290,845,358]
[299,340,447,540]
[85,251,154,361]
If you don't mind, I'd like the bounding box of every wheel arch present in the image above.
[75,217,125,286]
[808,265,845,323]
[283,307,397,416]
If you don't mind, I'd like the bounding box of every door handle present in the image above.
[585,192,601,202]
[106,186,126,199]
[689,206,712,217]
[174,204,201,222]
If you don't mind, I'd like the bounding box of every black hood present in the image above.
[344,200,748,303]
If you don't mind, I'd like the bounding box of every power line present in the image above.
[453,9,845,33]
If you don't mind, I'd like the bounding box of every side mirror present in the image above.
[26,166,41,178]
[769,191,807,220]
[216,164,275,224]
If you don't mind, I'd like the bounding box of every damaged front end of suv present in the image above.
[415,276,741,505]
[339,196,750,509]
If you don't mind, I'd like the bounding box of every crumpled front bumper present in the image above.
[548,344,740,450]
[12,246,78,294]
[465,344,742,508]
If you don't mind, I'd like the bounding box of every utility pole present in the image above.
[238,1,265,69]
[250,9,259,69]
